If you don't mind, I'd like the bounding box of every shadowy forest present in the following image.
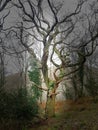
[0,0,98,130]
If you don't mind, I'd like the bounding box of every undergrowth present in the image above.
[0,88,39,130]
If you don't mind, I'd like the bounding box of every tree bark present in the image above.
[45,90,56,118]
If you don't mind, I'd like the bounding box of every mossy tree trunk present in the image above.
[45,89,56,118]
[45,80,59,118]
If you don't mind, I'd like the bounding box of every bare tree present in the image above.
[0,0,12,89]
[10,0,98,117]
[0,0,28,92]
[0,0,11,12]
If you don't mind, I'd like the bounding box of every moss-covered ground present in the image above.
[29,97,98,130]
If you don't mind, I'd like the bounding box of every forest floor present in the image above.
[28,97,98,130]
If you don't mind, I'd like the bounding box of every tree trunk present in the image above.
[45,95,55,118]
[45,90,56,118]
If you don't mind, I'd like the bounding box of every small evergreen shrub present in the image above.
[0,88,39,122]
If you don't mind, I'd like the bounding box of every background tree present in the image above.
[0,1,40,129]
[0,0,12,89]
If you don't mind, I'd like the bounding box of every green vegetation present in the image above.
[0,88,39,130]
[28,60,42,99]
[49,80,55,89]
